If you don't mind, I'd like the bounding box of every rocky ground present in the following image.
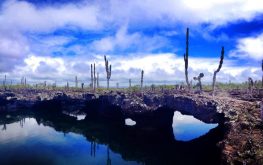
[0,88,262,164]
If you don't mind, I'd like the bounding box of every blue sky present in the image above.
[0,0,262,86]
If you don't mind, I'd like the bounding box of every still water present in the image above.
[0,111,222,165]
[172,111,218,141]
[0,118,138,165]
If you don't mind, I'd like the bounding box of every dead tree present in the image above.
[91,64,93,89]
[184,28,190,90]
[104,55,112,89]
[212,46,224,97]
[81,83,84,90]
[141,70,144,91]
[193,73,204,93]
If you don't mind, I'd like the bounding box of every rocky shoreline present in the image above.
[0,89,262,164]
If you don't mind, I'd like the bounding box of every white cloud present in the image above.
[0,0,102,32]
[91,26,167,52]
[0,0,262,84]
[36,36,74,47]
[3,53,261,86]
[1,0,262,33]
[107,0,263,27]
[0,30,30,72]
[229,33,263,60]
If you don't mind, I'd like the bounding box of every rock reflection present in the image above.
[0,110,225,165]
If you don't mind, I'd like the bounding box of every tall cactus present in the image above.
[129,79,131,88]
[3,75,6,88]
[91,64,93,89]
[21,77,24,85]
[75,76,78,88]
[262,59,263,87]
[141,70,144,91]
[212,46,224,97]
[104,55,111,89]
[93,63,96,91]
[97,72,99,88]
[184,28,190,90]
[3,75,6,90]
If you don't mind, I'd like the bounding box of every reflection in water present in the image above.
[0,118,138,165]
[0,110,224,165]
[76,114,86,120]
[125,118,136,126]
[107,146,112,165]
[172,111,218,141]
[65,113,86,120]
[90,138,96,157]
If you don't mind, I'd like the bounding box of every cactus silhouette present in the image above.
[91,64,93,89]
[21,77,24,85]
[3,75,6,90]
[97,72,99,88]
[193,73,204,92]
[104,55,111,89]
[184,28,190,90]
[248,77,254,94]
[212,46,224,97]
[75,76,78,88]
[93,63,96,91]
[3,75,6,89]
[141,70,144,91]
[106,146,111,165]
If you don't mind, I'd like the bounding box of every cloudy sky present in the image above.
[0,0,262,87]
